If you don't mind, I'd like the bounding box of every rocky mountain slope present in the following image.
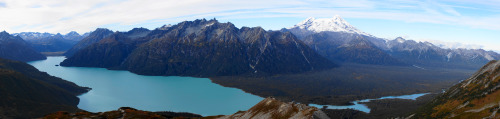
[295,31,405,65]
[0,31,46,62]
[63,28,114,57]
[61,28,151,68]
[220,97,329,119]
[286,16,499,69]
[0,58,90,118]
[413,60,500,118]
[62,19,336,77]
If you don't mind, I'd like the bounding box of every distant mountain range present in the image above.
[13,31,88,52]
[61,19,336,77]
[0,31,46,62]
[413,60,500,118]
[0,58,89,118]
[284,16,499,69]
[59,16,499,77]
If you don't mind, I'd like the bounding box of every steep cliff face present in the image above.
[0,58,89,118]
[62,19,336,77]
[414,60,500,118]
[219,97,329,119]
[0,31,46,62]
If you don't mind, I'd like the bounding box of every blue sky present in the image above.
[0,0,499,51]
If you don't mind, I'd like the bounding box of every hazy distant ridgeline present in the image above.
[13,31,88,53]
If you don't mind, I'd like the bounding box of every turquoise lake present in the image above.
[310,93,429,113]
[28,56,264,116]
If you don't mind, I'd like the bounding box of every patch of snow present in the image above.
[395,37,405,43]
[292,39,313,70]
[447,52,453,62]
[205,22,215,27]
[158,24,172,30]
[413,65,425,70]
[426,40,484,50]
[290,15,371,36]
[484,54,495,60]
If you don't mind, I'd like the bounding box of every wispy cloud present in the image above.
[0,0,499,34]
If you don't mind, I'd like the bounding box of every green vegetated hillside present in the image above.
[413,60,500,118]
[0,58,89,118]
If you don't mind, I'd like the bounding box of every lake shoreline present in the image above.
[29,57,264,116]
[310,93,431,113]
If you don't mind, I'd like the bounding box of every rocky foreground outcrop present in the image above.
[43,107,203,119]
[219,97,329,119]
[43,97,329,119]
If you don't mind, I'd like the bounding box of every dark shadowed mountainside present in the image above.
[0,58,89,118]
[0,31,46,62]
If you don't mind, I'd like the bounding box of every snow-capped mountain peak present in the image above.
[291,15,370,36]
[395,37,406,43]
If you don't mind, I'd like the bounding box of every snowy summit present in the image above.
[291,15,370,36]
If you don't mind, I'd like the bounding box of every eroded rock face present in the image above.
[220,97,330,119]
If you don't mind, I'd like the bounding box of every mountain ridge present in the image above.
[287,15,499,69]
[63,28,114,57]
[61,19,337,77]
